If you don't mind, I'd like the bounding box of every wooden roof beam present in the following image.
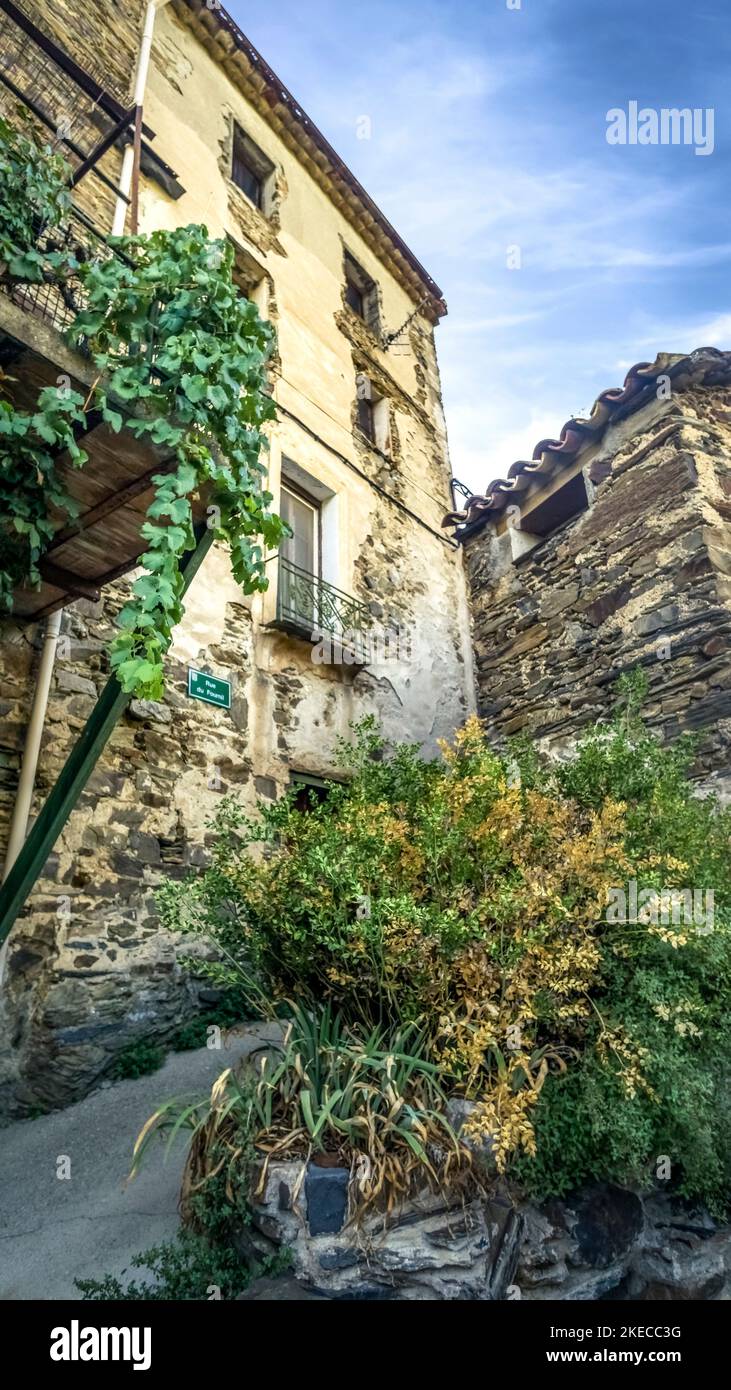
[38,561,101,602]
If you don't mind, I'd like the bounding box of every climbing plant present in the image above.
[67,224,286,697]
[0,113,90,608]
[0,121,286,697]
[0,383,89,611]
[0,111,73,282]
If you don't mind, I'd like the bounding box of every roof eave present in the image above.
[174,0,447,322]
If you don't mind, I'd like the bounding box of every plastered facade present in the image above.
[0,2,474,1112]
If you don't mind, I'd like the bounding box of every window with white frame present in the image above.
[280,481,320,578]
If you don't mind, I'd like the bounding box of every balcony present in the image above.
[0,5,206,624]
[274,558,373,664]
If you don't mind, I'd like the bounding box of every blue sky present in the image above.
[227,0,730,495]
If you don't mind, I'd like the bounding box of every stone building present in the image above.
[444,348,731,801]
[0,1,474,1112]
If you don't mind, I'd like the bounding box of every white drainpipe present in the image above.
[0,609,63,985]
[2,610,63,882]
[112,0,173,235]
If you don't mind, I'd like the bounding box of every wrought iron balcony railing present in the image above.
[275,557,373,663]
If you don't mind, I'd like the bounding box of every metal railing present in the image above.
[4,205,128,332]
[276,557,373,661]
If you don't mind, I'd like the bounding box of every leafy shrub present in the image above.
[156,692,731,1211]
[108,1038,167,1081]
[75,1230,288,1301]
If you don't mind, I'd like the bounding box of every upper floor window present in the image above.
[508,471,590,562]
[280,481,320,578]
[344,251,380,334]
[356,378,375,444]
[356,374,390,454]
[231,123,275,213]
[230,239,270,318]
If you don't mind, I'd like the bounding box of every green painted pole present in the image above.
[0,527,214,946]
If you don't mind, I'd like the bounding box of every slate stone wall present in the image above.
[463,384,731,798]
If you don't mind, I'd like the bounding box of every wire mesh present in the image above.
[0,3,126,180]
[7,207,127,331]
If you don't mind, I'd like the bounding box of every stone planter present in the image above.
[244,1157,522,1300]
[243,1163,731,1301]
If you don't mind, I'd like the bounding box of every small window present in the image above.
[344,251,380,333]
[346,278,364,317]
[289,772,332,813]
[357,392,375,443]
[229,239,269,318]
[280,481,320,577]
[521,472,589,538]
[231,124,274,212]
[509,472,590,562]
[356,374,390,453]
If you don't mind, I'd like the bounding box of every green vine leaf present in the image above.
[67,223,288,698]
[1,101,287,699]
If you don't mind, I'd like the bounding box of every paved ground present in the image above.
[0,1024,279,1300]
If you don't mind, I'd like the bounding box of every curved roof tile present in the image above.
[443,348,731,535]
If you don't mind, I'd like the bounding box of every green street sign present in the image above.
[187,668,232,710]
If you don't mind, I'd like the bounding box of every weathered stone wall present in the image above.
[17,1,145,99]
[0,4,474,1113]
[243,1161,731,1301]
[463,385,731,796]
[4,1,146,229]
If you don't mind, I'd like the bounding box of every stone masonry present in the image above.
[459,354,731,800]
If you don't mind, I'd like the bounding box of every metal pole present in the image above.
[2,611,63,883]
[0,528,214,950]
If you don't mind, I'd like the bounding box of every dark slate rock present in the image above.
[236,1276,326,1301]
[318,1247,362,1271]
[573,1185,644,1269]
[305,1164,349,1236]
[54,1022,123,1045]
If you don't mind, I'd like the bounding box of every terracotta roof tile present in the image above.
[444,347,731,537]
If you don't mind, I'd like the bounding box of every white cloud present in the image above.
[235,0,728,494]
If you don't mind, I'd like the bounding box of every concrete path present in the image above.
[0,1024,279,1300]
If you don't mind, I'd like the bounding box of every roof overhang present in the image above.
[172,0,447,324]
[444,348,731,540]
